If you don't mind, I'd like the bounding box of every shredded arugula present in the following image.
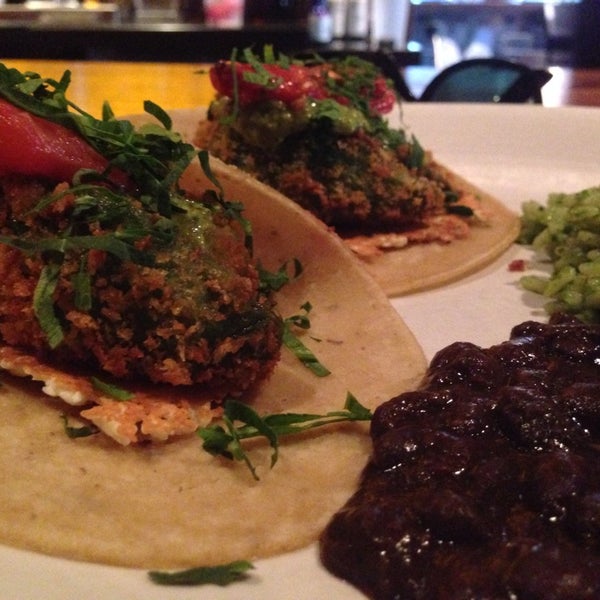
[258,262,332,376]
[283,302,330,377]
[73,257,92,311]
[0,64,195,208]
[258,258,303,293]
[148,560,254,586]
[406,134,425,169]
[33,263,64,349]
[0,64,256,347]
[241,47,281,88]
[198,392,372,480]
[90,376,135,401]
[60,414,99,439]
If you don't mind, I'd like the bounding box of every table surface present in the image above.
[1,59,599,116]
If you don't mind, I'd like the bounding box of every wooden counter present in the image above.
[1,59,599,117]
[0,59,214,114]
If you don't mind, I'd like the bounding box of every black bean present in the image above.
[321,316,600,599]
[427,341,504,390]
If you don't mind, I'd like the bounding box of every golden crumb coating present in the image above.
[0,174,282,395]
[196,105,466,233]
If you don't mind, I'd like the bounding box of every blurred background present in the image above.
[0,0,598,68]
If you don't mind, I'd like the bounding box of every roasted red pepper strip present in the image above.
[0,97,109,182]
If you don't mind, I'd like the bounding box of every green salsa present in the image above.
[211,96,368,150]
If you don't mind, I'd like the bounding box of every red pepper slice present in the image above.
[0,97,109,182]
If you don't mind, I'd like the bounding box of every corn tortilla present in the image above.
[188,107,519,297]
[358,167,521,296]
[0,150,426,569]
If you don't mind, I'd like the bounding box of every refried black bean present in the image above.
[320,314,600,599]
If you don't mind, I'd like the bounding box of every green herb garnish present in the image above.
[148,560,254,586]
[90,377,134,401]
[283,302,330,377]
[406,133,425,169]
[0,64,256,349]
[198,393,372,480]
[60,414,99,439]
[33,263,64,349]
[258,258,303,293]
[72,258,92,312]
[242,47,282,88]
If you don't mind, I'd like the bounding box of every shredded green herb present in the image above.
[283,302,330,377]
[258,258,303,293]
[148,560,254,586]
[90,377,135,401]
[72,258,92,312]
[0,64,254,347]
[198,392,372,480]
[406,134,425,169]
[242,47,282,88]
[60,414,99,439]
[33,263,64,349]
[0,64,196,207]
[322,54,386,116]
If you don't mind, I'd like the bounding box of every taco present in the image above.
[195,49,520,296]
[0,65,426,568]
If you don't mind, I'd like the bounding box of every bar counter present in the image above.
[1,59,599,116]
[0,21,311,63]
[0,59,213,114]
[543,66,600,107]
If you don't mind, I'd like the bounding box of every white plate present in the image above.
[3,103,600,600]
